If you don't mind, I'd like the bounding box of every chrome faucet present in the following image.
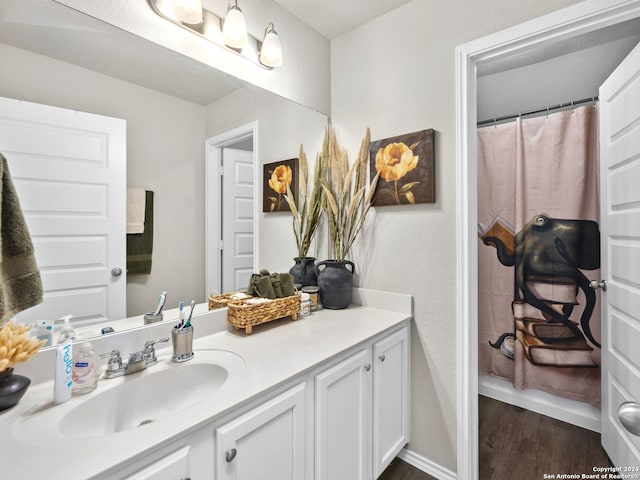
[101,337,169,379]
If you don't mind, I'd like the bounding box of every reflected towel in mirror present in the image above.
[126,188,146,234]
[127,190,154,275]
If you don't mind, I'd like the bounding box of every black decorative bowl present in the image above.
[0,368,31,411]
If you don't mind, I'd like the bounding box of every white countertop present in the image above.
[0,288,411,480]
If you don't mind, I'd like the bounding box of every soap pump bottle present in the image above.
[57,315,76,344]
[72,337,100,394]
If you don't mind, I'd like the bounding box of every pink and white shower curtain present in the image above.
[477,104,601,406]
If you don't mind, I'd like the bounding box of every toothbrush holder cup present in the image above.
[143,311,164,324]
[171,326,194,362]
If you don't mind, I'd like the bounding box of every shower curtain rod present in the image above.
[477,96,598,127]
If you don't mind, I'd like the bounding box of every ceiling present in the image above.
[273,0,413,39]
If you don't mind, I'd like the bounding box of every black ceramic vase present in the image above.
[289,257,318,287]
[316,260,355,310]
[0,368,30,411]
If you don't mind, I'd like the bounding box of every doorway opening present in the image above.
[455,2,640,479]
[205,122,259,297]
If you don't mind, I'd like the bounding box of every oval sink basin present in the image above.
[60,363,224,437]
[14,349,244,443]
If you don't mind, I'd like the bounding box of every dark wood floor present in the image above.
[479,395,611,480]
[378,395,610,480]
[379,457,437,480]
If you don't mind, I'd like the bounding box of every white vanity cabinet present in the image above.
[314,324,410,480]
[215,382,307,480]
[4,290,412,480]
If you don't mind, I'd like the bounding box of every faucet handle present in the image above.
[143,337,169,365]
[144,337,169,350]
[100,350,122,370]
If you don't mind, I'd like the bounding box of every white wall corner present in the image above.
[398,448,457,480]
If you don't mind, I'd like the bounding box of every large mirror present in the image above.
[0,0,328,342]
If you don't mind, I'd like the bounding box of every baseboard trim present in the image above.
[397,448,457,480]
[479,375,601,432]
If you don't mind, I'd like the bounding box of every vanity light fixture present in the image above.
[222,0,248,49]
[259,23,283,68]
[149,0,283,68]
[172,0,203,25]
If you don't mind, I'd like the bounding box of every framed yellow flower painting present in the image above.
[369,129,435,206]
[263,158,298,212]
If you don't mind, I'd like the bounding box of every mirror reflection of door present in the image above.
[220,141,254,293]
[0,97,126,328]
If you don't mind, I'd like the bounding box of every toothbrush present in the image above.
[178,300,185,329]
[185,299,195,328]
[154,291,167,315]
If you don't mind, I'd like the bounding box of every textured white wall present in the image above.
[54,0,331,114]
[330,0,581,472]
[0,42,206,317]
[205,86,328,274]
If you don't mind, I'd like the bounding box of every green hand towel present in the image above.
[270,273,283,298]
[248,270,277,298]
[255,276,276,299]
[279,273,295,297]
[0,153,43,326]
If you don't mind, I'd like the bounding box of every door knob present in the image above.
[225,448,237,463]
[111,267,123,277]
[364,364,371,372]
[379,354,386,362]
[589,280,606,291]
[618,402,640,436]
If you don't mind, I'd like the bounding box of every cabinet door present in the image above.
[372,327,410,477]
[315,348,372,480]
[216,383,306,480]
[124,446,190,480]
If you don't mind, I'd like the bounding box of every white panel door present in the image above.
[600,41,640,468]
[222,147,254,292]
[0,97,126,327]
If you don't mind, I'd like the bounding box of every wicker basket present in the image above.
[208,291,250,310]
[227,293,301,335]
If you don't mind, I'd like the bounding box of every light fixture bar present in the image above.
[147,0,273,69]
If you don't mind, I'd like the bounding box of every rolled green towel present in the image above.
[270,273,283,298]
[255,275,276,299]
[247,273,260,296]
[279,273,295,297]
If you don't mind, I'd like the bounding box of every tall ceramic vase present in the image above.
[316,260,355,310]
[289,257,317,287]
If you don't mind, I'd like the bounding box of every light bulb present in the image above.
[222,3,248,49]
[172,0,202,24]
[260,23,282,68]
